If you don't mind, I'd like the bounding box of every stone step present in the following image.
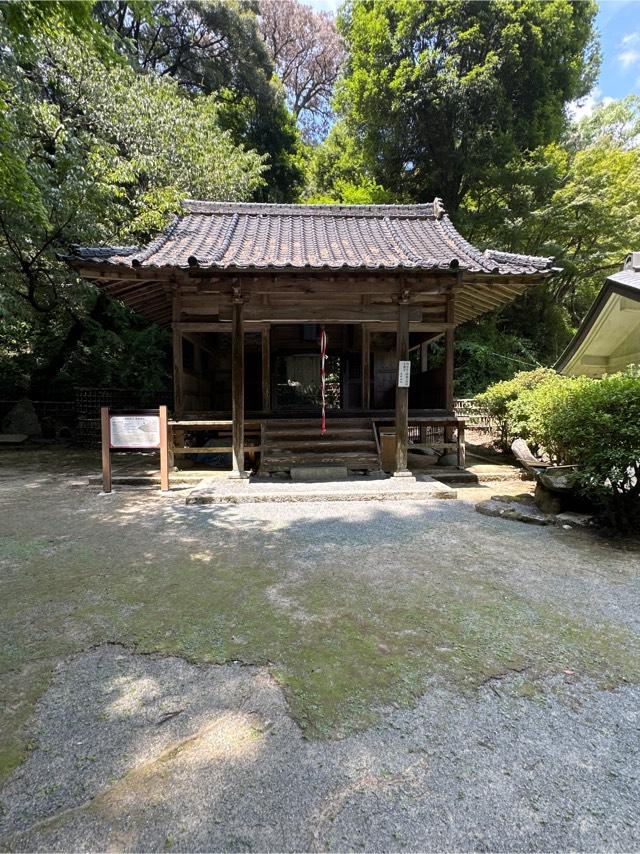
[290,465,349,482]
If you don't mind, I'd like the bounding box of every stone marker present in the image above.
[2,399,41,437]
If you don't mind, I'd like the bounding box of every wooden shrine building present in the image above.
[65,201,554,477]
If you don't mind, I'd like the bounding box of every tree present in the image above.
[0,1,106,53]
[462,97,640,321]
[0,25,265,396]
[336,0,599,212]
[97,0,305,200]
[304,120,395,202]
[259,0,345,141]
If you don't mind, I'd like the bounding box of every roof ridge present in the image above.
[182,200,438,218]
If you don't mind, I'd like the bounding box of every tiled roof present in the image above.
[67,200,554,275]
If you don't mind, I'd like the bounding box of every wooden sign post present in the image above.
[101,406,169,493]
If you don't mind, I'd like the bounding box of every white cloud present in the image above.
[619,47,640,68]
[618,31,640,69]
[567,89,615,122]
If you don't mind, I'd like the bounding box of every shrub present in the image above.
[479,369,640,529]
[542,372,640,528]
[506,373,592,462]
[476,368,555,447]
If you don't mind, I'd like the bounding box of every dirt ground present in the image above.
[1,446,640,851]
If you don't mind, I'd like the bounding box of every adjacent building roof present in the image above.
[66,200,554,275]
[556,254,640,377]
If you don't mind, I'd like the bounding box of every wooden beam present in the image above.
[230,291,247,478]
[363,321,453,332]
[193,274,458,295]
[218,305,422,323]
[262,325,271,412]
[362,324,370,410]
[395,301,410,474]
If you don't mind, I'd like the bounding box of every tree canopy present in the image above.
[0,7,267,397]
[97,0,305,201]
[259,0,345,141]
[335,0,599,212]
[1,0,638,403]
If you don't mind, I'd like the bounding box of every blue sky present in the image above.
[307,0,640,118]
[586,1,640,107]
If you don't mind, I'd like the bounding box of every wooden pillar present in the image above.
[231,290,247,477]
[445,292,456,444]
[395,299,410,475]
[420,341,429,372]
[100,407,112,494]
[420,341,429,443]
[262,324,271,413]
[445,293,455,412]
[361,324,370,411]
[159,405,169,491]
[457,419,466,469]
[172,290,184,417]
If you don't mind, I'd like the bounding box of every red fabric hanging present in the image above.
[320,326,327,435]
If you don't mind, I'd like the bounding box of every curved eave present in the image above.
[67,257,553,328]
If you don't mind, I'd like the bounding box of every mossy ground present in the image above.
[1,449,640,784]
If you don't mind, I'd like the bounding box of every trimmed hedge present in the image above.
[477,369,640,529]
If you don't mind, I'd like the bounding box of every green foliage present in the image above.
[304,120,396,203]
[476,368,556,445]
[505,373,585,461]
[0,18,266,397]
[463,97,640,324]
[0,1,110,57]
[479,369,640,529]
[336,0,598,211]
[545,372,640,527]
[98,0,305,202]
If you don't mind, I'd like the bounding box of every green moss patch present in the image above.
[2,496,640,784]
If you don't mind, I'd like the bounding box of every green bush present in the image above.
[479,369,640,529]
[475,368,555,446]
[506,373,592,462]
[541,372,640,528]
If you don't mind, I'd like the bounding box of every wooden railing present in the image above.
[167,419,262,474]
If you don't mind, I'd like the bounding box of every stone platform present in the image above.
[186,473,456,505]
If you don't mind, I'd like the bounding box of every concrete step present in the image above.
[290,465,348,482]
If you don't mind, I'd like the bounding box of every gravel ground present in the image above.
[1,646,639,852]
[1,447,640,851]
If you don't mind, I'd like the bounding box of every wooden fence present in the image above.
[453,398,493,431]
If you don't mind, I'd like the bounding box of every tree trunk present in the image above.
[28,292,115,398]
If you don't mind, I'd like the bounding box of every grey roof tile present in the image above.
[66,200,554,275]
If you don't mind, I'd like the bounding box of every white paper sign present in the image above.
[397,360,411,388]
[110,415,160,449]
